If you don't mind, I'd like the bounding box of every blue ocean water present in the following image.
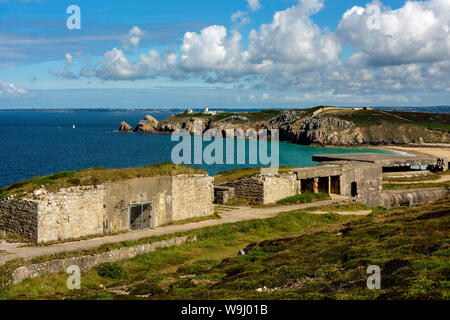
[0,111,395,187]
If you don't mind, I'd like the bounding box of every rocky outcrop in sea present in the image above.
[118,121,133,132]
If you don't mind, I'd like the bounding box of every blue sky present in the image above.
[0,0,448,108]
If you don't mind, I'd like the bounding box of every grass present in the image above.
[3,196,449,300]
[383,181,450,190]
[1,207,354,299]
[276,193,330,205]
[384,173,441,183]
[214,166,298,184]
[2,196,449,300]
[334,109,450,129]
[0,163,205,199]
[413,122,450,131]
[214,167,262,184]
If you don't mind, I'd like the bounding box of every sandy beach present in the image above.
[380,145,450,159]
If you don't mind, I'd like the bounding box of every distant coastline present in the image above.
[0,106,449,114]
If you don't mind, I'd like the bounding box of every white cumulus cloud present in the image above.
[93,48,179,80]
[79,0,450,101]
[121,26,145,48]
[65,53,73,65]
[337,0,450,65]
[0,80,31,100]
[246,0,261,11]
[247,0,340,69]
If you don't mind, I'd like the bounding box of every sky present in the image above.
[0,0,449,109]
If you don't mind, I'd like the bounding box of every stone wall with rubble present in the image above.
[36,186,106,243]
[224,176,265,203]
[224,174,298,205]
[171,175,214,221]
[11,236,190,284]
[0,199,39,242]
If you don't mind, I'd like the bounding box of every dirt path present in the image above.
[0,196,350,265]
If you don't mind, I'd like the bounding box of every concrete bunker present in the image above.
[221,161,383,206]
[0,173,214,243]
[313,153,448,173]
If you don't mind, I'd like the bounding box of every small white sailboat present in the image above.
[72,124,76,129]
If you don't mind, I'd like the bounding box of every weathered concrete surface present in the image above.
[11,236,189,285]
[381,188,449,209]
[340,162,383,207]
[104,176,173,233]
[37,186,105,243]
[171,174,214,221]
[313,153,448,172]
[383,170,432,179]
[0,196,347,265]
[262,173,299,205]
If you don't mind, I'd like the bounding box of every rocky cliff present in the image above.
[121,108,450,146]
[129,115,158,134]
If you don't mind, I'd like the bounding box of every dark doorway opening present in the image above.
[301,178,315,194]
[351,182,358,197]
[130,202,154,230]
[330,176,340,194]
[318,177,329,194]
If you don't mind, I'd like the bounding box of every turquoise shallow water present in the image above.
[0,111,395,187]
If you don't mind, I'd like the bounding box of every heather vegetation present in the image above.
[2,196,448,300]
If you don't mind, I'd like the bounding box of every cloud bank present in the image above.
[48,0,450,103]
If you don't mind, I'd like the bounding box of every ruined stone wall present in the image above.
[214,186,235,205]
[340,163,383,207]
[225,176,265,203]
[104,176,173,233]
[262,173,299,205]
[36,186,105,243]
[381,188,449,209]
[171,175,214,221]
[0,199,38,242]
[11,236,190,284]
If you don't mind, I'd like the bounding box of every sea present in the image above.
[0,110,396,188]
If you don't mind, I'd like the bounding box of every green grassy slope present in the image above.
[334,109,450,131]
[3,197,449,300]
